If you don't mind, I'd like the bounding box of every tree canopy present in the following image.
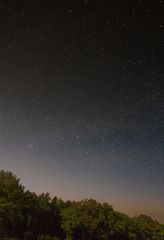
[0,170,164,240]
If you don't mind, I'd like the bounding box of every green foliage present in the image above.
[0,170,164,240]
[0,171,25,238]
[61,207,79,232]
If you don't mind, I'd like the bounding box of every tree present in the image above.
[23,190,40,239]
[60,205,79,240]
[1,170,164,240]
[0,170,25,238]
[75,199,106,240]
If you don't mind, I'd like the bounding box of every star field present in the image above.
[0,0,164,222]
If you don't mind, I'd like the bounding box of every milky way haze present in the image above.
[0,0,164,222]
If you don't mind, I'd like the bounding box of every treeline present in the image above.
[0,171,164,240]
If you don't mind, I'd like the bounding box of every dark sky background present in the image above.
[0,0,164,222]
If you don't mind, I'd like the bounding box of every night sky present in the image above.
[0,0,164,222]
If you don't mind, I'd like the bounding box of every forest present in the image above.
[0,170,164,240]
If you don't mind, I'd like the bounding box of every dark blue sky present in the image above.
[0,0,164,222]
